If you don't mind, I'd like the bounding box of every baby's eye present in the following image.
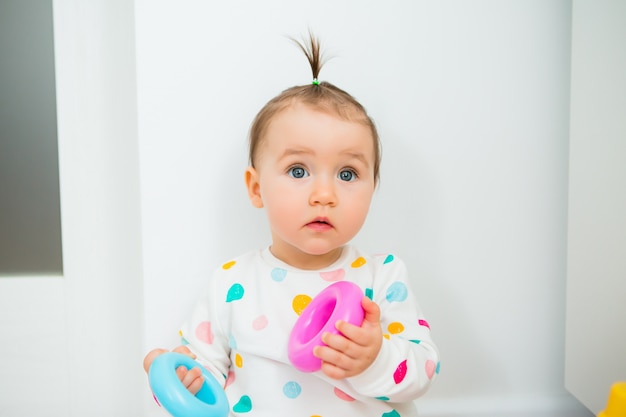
[338,169,357,182]
[288,166,309,179]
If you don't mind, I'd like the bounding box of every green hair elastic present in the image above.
[312,79,320,85]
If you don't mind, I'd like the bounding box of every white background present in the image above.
[565,0,626,411]
[137,1,584,415]
[1,1,623,416]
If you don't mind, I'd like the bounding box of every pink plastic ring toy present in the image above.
[288,281,365,372]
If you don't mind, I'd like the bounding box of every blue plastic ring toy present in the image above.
[149,352,229,417]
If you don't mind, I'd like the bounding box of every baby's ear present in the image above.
[245,167,264,208]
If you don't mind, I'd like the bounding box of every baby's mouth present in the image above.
[306,217,333,229]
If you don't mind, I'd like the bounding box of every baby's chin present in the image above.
[280,245,346,270]
[298,242,345,256]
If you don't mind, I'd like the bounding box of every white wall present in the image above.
[0,1,145,416]
[137,1,592,416]
[565,0,626,413]
[54,1,145,414]
[1,1,612,416]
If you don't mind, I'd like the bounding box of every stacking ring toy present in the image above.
[149,352,229,417]
[288,281,365,372]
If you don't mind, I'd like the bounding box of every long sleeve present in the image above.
[179,266,233,386]
[346,254,439,402]
[171,248,437,417]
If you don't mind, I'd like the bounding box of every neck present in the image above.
[269,245,344,270]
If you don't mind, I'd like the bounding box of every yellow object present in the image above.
[388,322,405,334]
[351,257,366,268]
[292,294,312,316]
[222,260,236,270]
[598,382,626,417]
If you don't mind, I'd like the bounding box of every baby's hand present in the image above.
[143,346,205,395]
[314,296,383,379]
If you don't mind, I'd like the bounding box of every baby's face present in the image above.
[246,104,376,269]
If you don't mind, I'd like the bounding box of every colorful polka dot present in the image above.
[232,395,252,413]
[383,254,394,264]
[393,359,408,384]
[229,334,238,349]
[425,360,436,379]
[418,319,430,329]
[226,283,244,302]
[365,287,373,300]
[225,371,235,388]
[195,321,214,344]
[334,387,355,401]
[283,381,302,399]
[271,267,287,282]
[383,410,400,417]
[252,315,268,330]
[387,322,404,334]
[375,396,390,401]
[320,268,345,282]
[351,257,366,268]
[385,282,408,303]
[222,260,236,270]
[235,353,243,368]
[292,294,312,316]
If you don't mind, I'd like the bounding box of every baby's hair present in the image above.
[248,32,382,184]
[289,32,325,82]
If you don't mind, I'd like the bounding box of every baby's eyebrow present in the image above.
[276,148,318,165]
[278,148,370,168]
[343,151,370,167]
[279,148,314,159]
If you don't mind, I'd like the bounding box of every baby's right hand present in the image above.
[143,345,205,395]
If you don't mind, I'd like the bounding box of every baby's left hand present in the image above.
[314,296,382,379]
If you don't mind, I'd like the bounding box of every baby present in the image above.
[144,33,439,417]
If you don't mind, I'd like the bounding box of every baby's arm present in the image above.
[327,256,439,402]
[177,275,232,386]
[345,323,438,402]
[143,271,232,396]
[142,346,205,395]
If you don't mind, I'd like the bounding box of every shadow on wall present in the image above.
[355,136,505,399]
[215,146,270,263]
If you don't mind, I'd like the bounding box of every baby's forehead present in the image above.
[259,121,374,170]
[267,103,372,136]
[266,106,373,141]
[289,100,370,124]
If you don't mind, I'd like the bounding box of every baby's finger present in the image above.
[186,371,205,395]
[361,297,381,326]
[322,330,359,359]
[177,366,203,389]
[333,321,363,346]
[175,365,189,382]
